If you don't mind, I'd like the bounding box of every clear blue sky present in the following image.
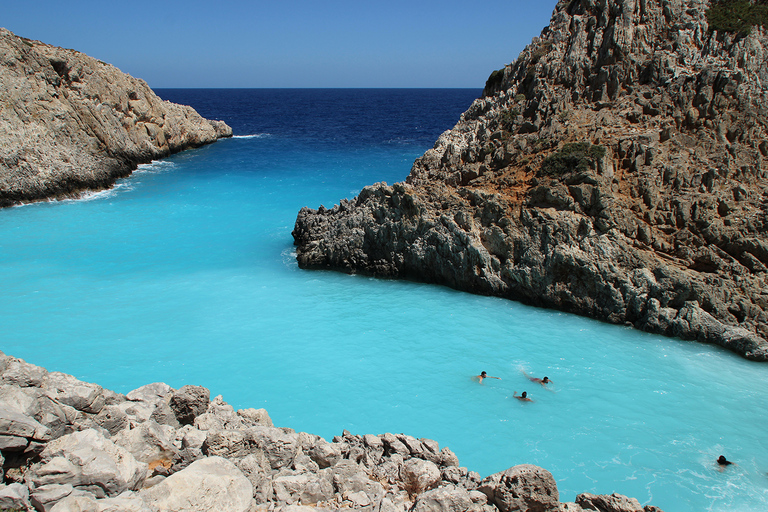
[4,0,556,88]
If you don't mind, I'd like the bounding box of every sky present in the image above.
[4,0,557,88]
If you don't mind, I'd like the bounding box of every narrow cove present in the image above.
[1,89,766,512]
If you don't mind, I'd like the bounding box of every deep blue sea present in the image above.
[1,89,767,512]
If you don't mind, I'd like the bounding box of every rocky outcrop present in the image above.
[293,0,768,360]
[0,27,232,207]
[0,351,663,511]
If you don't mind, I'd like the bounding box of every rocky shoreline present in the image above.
[0,351,663,511]
[0,28,232,207]
[293,0,768,361]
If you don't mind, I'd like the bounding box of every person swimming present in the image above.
[717,455,733,468]
[475,371,501,384]
[522,370,551,386]
[513,391,533,402]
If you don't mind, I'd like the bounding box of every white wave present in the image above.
[232,134,270,139]
[72,183,131,202]
[135,160,178,174]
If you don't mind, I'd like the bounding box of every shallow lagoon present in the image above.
[1,90,766,511]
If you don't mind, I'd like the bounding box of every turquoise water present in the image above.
[1,90,767,511]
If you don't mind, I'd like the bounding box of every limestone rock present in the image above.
[169,385,210,426]
[478,464,560,512]
[139,456,253,512]
[0,483,31,511]
[400,458,442,495]
[0,28,232,207]
[28,428,146,498]
[575,492,649,512]
[292,0,768,360]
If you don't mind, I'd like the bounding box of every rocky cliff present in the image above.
[293,0,768,360]
[0,351,662,511]
[0,28,232,207]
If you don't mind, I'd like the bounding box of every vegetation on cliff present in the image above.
[707,0,768,35]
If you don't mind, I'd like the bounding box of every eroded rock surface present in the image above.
[0,27,232,207]
[293,0,768,360]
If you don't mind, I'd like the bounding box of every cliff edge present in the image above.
[0,28,232,207]
[293,0,768,360]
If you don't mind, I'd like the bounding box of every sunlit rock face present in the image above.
[0,27,231,207]
[294,0,768,361]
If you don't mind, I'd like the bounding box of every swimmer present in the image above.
[475,371,501,384]
[717,455,734,471]
[522,370,551,386]
[513,391,533,402]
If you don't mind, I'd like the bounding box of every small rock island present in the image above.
[293,0,768,360]
[0,28,231,207]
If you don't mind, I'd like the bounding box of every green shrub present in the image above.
[707,0,768,36]
[499,108,521,130]
[540,142,606,176]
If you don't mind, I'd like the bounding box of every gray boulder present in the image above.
[478,464,559,512]
[169,385,210,426]
[112,419,178,464]
[575,492,647,512]
[412,485,478,512]
[0,356,48,387]
[237,407,273,427]
[46,372,105,414]
[272,470,335,505]
[94,405,129,436]
[29,484,94,512]
[49,491,153,512]
[0,483,31,511]
[400,458,441,495]
[0,405,51,440]
[139,456,253,512]
[28,428,146,498]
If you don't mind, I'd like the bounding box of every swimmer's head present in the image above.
[481,371,487,377]
[521,391,527,398]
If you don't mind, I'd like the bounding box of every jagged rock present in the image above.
[169,385,210,426]
[139,456,253,512]
[49,491,153,512]
[234,451,273,502]
[0,483,31,511]
[307,437,343,468]
[0,28,232,207]
[478,464,560,512]
[45,372,105,414]
[575,492,649,512]
[237,407,273,428]
[112,419,178,464]
[0,405,51,440]
[94,405,129,436]
[272,470,335,505]
[412,485,491,512]
[292,0,768,361]
[0,356,48,387]
[28,429,146,498]
[30,484,95,512]
[400,458,442,495]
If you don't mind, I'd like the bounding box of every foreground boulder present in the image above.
[0,27,232,207]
